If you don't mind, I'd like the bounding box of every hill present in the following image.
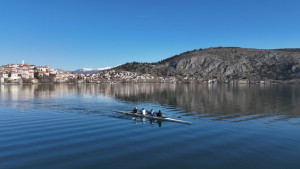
[115,47,300,81]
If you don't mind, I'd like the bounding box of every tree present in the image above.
[34,72,39,79]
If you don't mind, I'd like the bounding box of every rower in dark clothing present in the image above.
[157,110,163,117]
[149,109,154,116]
[132,107,138,113]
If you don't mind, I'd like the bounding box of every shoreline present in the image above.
[1,79,300,85]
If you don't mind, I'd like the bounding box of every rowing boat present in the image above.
[116,111,192,124]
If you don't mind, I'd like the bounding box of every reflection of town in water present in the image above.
[1,83,300,123]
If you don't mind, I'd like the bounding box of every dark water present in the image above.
[0,84,300,169]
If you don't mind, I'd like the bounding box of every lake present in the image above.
[0,83,300,169]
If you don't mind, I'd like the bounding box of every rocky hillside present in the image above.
[115,47,300,81]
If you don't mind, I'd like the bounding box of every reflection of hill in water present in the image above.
[112,84,300,122]
[1,84,300,122]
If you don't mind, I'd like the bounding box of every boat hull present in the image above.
[117,111,192,124]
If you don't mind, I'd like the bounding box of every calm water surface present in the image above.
[0,84,300,169]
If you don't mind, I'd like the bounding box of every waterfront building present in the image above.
[9,72,20,80]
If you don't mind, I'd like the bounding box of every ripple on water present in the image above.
[1,84,300,169]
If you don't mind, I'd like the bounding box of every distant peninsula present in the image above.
[1,47,299,84]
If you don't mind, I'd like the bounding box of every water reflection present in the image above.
[133,117,163,127]
[112,84,300,122]
[112,112,164,127]
[0,83,299,123]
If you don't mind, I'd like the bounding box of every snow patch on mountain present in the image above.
[73,66,114,74]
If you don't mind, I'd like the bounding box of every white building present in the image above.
[1,73,9,79]
[8,64,18,68]
[9,72,20,80]
[21,74,30,79]
[36,66,49,72]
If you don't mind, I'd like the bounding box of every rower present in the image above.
[149,109,154,116]
[141,108,146,115]
[132,107,138,113]
[157,110,163,117]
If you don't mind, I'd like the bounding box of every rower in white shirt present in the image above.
[141,108,146,115]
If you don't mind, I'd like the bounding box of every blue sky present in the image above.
[0,0,299,70]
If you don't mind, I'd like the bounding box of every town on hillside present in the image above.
[0,61,179,84]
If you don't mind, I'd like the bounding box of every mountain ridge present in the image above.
[114,47,300,81]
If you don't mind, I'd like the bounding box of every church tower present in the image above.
[22,60,24,65]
